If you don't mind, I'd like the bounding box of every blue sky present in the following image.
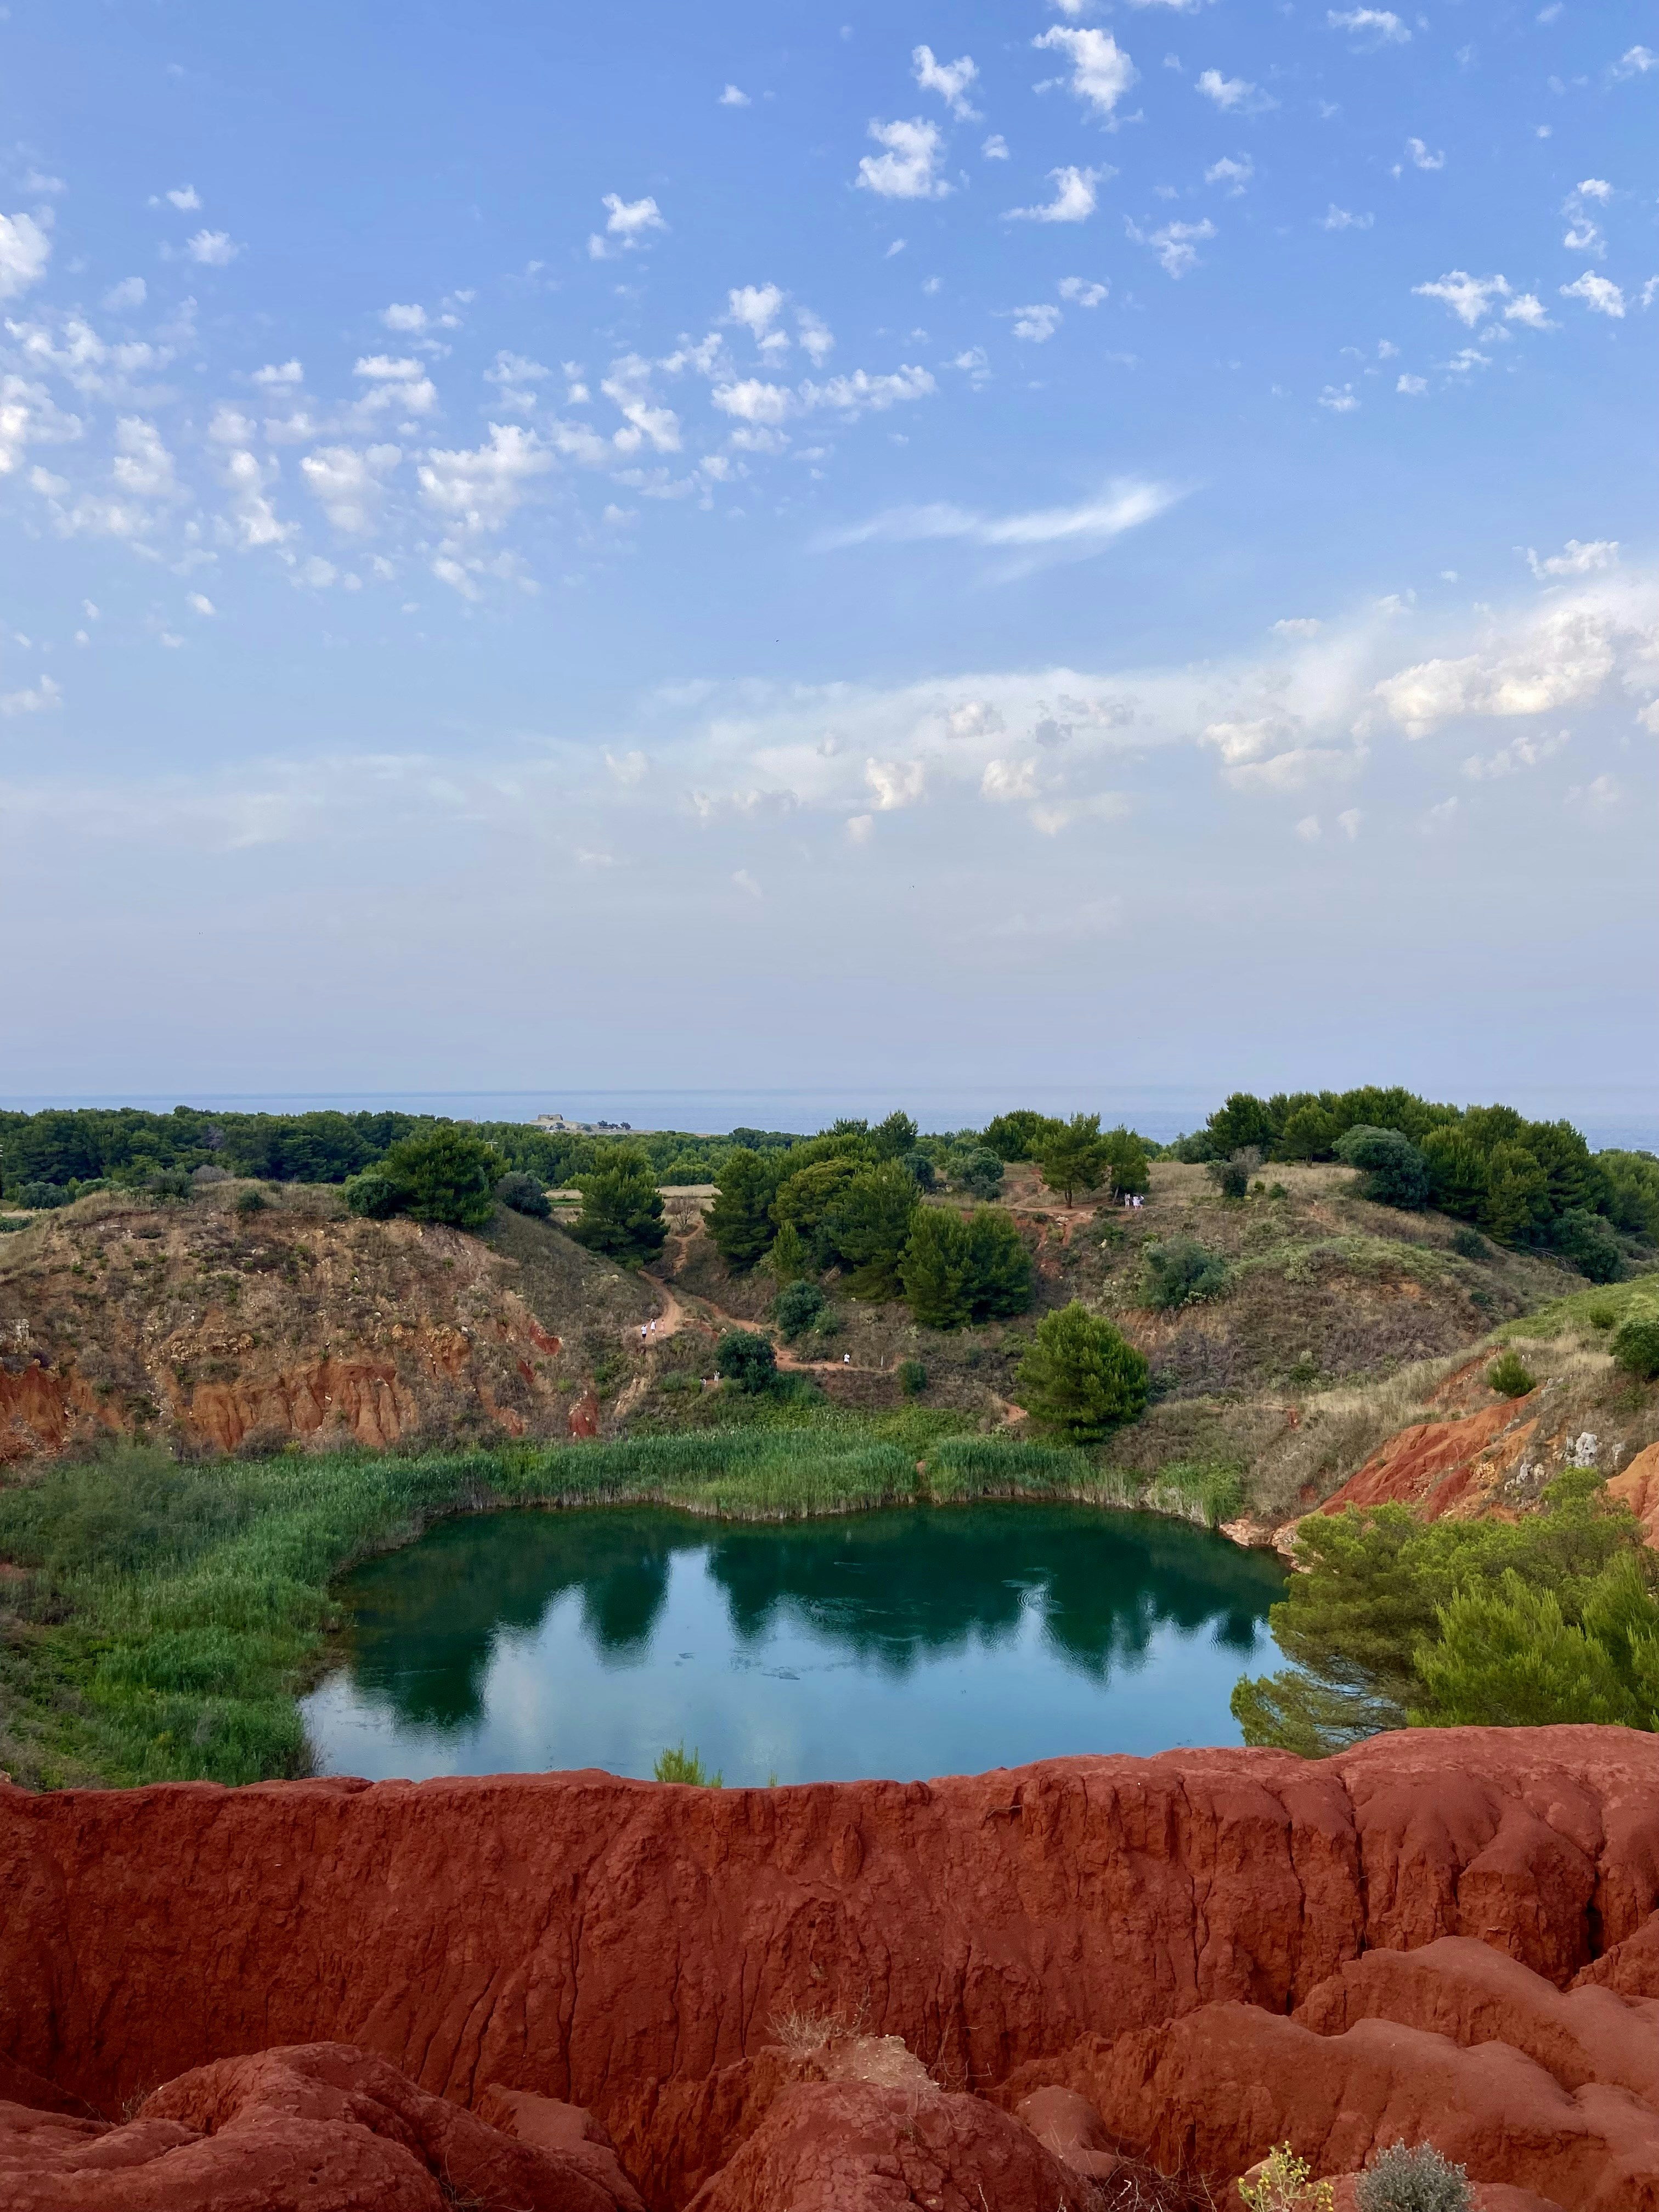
[1,1,1655,1107]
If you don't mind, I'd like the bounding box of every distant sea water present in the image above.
[3,1085,1657,1152]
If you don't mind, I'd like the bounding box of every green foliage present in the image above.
[706,1148,788,1271]
[1449,1226,1487,1261]
[1551,1206,1623,1283]
[1101,1125,1152,1197]
[768,1221,812,1284]
[1206,1092,1281,1155]
[1209,1158,1251,1201]
[825,1161,921,1299]
[1601,1150,1659,1241]
[1477,1140,1551,1244]
[774,1279,827,1340]
[1486,1350,1536,1399]
[1612,1314,1659,1383]
[343,1169,402,1220]
[1237,2144,1334,2212]
[772,1156,865,1267]
[897,1358,927,1397]
[1015,1301,1150,1444]
[1355,2141,1473,2212]
[903,1149,936,1192]
[1035,1111,1112,1205]
[1421,1127,1489,1222]
[982,1109,1063,1163]
[957,1147,1005,1201]
[495,1170,551,1219]
[571,1149,667,1265]
[1146,1460,1246,1529]
[1232,1470,1655,1756]
[653,1742,723,1786]
[1334,1126,1432,1211]
[870,1110,919,1160]
[922,1434,1091,1502]
[18,1180,69,1209]
[1411,1558,1659,1729]
[898,1205,1032,1329]
[716,1330,777,1392]
[1142,1236,1228,1312]
[380,1128,503,1231]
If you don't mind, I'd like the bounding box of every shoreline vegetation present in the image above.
[0,1421,1254,1793]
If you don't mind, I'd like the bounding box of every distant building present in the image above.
[533,1112,633,1134]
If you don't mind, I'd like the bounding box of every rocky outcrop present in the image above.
[4,1731,1659,2207]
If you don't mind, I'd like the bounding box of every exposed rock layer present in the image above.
[5,1730,1659,2207]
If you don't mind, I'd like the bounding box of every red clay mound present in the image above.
[5,1730,1659,2208]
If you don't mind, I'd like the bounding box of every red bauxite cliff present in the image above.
[5,1729,1659,2209]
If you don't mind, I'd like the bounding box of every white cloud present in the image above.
[866,758,926,810]
[797,310,834,366]
[1274,618,1322,636]
[352,354,438,419]
[486,350,551,410]
[252,359,304,387]
[1504,294,1551,329]
[110,415,179,500]
[983,134,1009,160]
[1319,206,1374,231]
[1328,8,1410,43]
[817,479,1180,562]
[913,44,981,120]
[0,212,52,301]
[1008,166,1105,223]
[301,443,402,534]
[185,229,240,267]
[187,592,215,616]
[1561,270,1624,318]
[719,84,751,106]
[1401,137,1444,171]
[712,377,793,425]
[1195,69,1268,111]
[726,284,788,357]
[1463,727,1570,779]
[22,171,65,196]
[1033,27,1139,122]
[602,355,682,452]
[1337,808,1361,839]
[101,276,146,312]
[380,303,428,332]
[589,194,667,257]
[1131,217,1216,277]
[1058,277,1109,307]
[1295,814,1322,841]
[416,424,552,534]
[982,757,1039,802]
[945,700,1005,740]
[1526,539,1617,579]
[163,185,202,211]
[856,119,951,200]
[1413,270,1511,326]
[1613,46,1656,78]
[1205,156,1253,194]
[799,366,935,419]
[1576,178,1612,201]
[1008,303,1062,342]
[1397,373,1428,394]
[0,673,61,715]
[1319,386,1360,413]
[605,748,648,785]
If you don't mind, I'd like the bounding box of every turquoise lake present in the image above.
[302,1503,1287,1785]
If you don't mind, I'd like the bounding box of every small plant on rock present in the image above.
[653,1742,723,1786]
[1237,2145,1334,2212]
[1354,2140,1472,2212]
[1486,1349,1536,1399]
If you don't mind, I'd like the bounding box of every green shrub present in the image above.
[343,1170,400,1220]
[1355,2141,1473,2212]
[1551,1206,1623,1284]
[17,1180,69,1209]
[235,1187,270,1215]
[0,1216,29,1233]
[716,1330,777,1392]
[1587,1303,1617,1331]
[898,1205,1032,1328]
[1486,1350,1536,1398]
[1207,1158,1251,1201]
[775,1279,826,1340]
[1015,1301,1149,1444]
[903,1149,936,1192]
[1146,1460,1246,1528]
[381,1128,503,1231]
[146,1166,194,1201]
[571,1149,667,1264]
[1450,1226,1487,1261]
[957,1148,1005,1201]
[653,1742,723,1786]
[983,1109,1063,1163]
[897,1358,927,1397]
[495,1170,551,1218]
[1142,1236,1227,1311]
[1612,1315,1659,1383]
[1334,1125,1432,1210]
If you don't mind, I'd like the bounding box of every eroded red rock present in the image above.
[4,1730,1659,2208]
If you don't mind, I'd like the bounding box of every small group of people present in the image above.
[1120,1191,1146,1210]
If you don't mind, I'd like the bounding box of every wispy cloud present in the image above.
[814,479,1182,571]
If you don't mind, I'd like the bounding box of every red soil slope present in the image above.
[5,1730,1659,2209]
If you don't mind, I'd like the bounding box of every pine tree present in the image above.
[1034,1113,1112,1206]
[899,1207,972,1328]
[1015,1301,1149,1444]
[571,1149,667,1265]
[706,1148,785,1269]
[963,1206,1034,1318]
[825,1161,919,1299]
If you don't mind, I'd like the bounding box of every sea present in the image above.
[3,1086,1657,1152]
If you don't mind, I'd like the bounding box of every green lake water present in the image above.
[302,1503,1287,1785]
